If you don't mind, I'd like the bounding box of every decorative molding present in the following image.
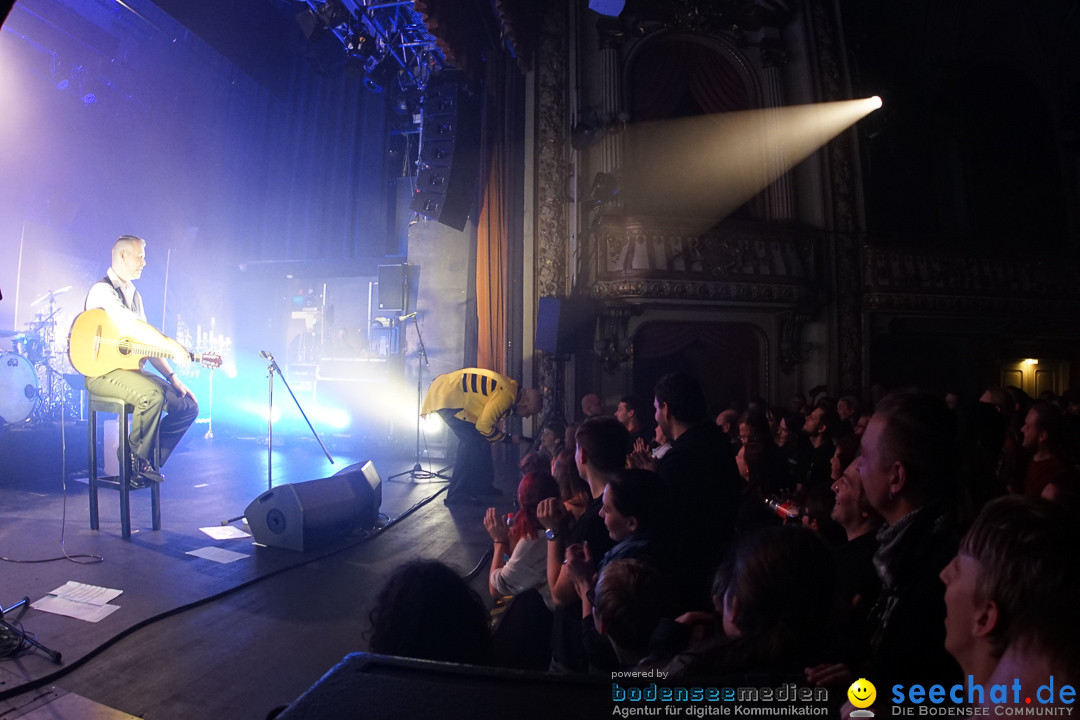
[810,0,862,393]
[592,278,814,304]
[533,7,570,301]
[588,216,818,307]
[862,293,1080,316]
[862,246,1080,316]
[533,2,571,405]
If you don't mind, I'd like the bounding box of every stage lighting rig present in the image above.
[294,0,443,97]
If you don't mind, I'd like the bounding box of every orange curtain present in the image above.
[476,137,507,375]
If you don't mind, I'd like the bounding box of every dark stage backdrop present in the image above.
[0,0,397,337]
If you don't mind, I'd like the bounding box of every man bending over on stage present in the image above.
[83,235,199,485]
[421,368,543,505]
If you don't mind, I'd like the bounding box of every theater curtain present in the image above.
[476,138,507,375]
[475,57,512,376]
[629,41,751,120]
[634,322,753,360]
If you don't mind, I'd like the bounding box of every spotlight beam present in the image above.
[621,97,883,226]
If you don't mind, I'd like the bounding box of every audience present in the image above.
[777,411,810,487]
[649,422,671,459]
[836,395,862,433]
[799,484,846,546]
[660,525,837,682]
[408,374,1080,701]
[551,448,590,521]
[1019,401,1075,497]
[563,468,673,671]
[518,451,550,478]
[801,404,841,492]
[828,457,883,618]
[715,408,741,456]
[590,559,681,669]
[365,560,494,666]
[856,389,963,686]
[580,393,605,420]
[484,471,560,604]
[829,433,859,484]
[564,468,671,592]
[736,410,791,498]
[940,496,1076,686]
[960,400,1010,512]
[614,395,652,451]
[652,372,743,609]
[537,417,627,672]
[536,420,565,465]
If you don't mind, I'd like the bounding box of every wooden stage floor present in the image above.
[0,421,511,719]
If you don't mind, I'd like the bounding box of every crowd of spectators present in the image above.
[363,376,1080,712]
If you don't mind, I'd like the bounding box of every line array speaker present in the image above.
[410,78,482,231]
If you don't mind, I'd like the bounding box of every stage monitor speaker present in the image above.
[410,78,481,232]
[374,264,421,317]
[377,264,406,313]
[276,652,609,720]
[244,461,382,552]
[535,297,595,355]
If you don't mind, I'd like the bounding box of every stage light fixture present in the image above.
[589,0,626,17]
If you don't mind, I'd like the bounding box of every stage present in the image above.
[0,421,508,719]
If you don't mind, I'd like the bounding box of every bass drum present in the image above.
[0,353,38,423]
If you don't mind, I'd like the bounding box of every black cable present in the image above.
[463,547,494,582]
[0,483,450,701]
[0,363,102,566]
[0,553,101,564]
[0,619,29,658]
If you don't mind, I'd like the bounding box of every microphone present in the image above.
[398,312,417,321]
[259,350,273,359]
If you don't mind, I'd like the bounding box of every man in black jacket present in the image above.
[652,372,743,609]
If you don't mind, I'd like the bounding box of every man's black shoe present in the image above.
[117,448,157,487]
[134,457,164,484]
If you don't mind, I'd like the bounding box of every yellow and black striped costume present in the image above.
[421,368,518,443]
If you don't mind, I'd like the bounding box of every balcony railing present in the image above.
[587,215,819,306]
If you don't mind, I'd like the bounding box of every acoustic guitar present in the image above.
[68,308,222,378]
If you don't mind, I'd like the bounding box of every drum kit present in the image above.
[0,286,83,425]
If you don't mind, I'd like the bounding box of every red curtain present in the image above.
[629,40,751,120]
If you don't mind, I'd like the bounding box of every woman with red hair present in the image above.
[483,471,560,606]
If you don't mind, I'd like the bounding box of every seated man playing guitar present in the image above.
[77,234,200,485]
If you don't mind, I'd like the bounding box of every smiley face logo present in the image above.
[848,678,877,709]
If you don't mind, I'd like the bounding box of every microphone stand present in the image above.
[389,313,451,483]
[0,596,62,664]
[261,350,334,491]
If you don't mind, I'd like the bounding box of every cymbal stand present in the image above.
[30,296,65,421]
[0,596,62,664]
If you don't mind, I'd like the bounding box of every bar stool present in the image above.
[87,395,161,539]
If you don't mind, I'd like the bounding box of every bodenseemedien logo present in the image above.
[610,681,831,716]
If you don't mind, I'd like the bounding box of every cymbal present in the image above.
[31,286,72,307]
[0,329,28,338]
